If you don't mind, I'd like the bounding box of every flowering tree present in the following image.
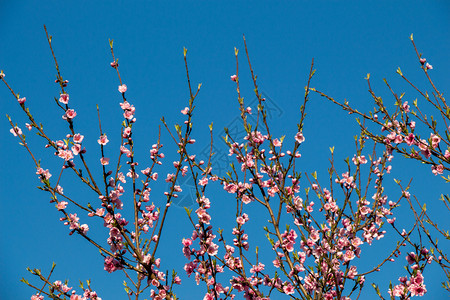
[3,28,445,299]
[312,34,450,297]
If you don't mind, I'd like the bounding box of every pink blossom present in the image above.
[104,256,122,273]
[123,127,132,137]
[343,250,355,262]
[250,262,265,273]
[419,57,426,65]
[283,283,295,295]
[196,208,211,224]
[273,138,282,147]
[119,101,131,110]
[426,63,433,70]
[72,144,82,155]
[295,132,305,144]
[56,185,64,194]
[203,293,214,300]
[25,123,32,131]
[10,126,22,136]
[431,164,444,175]
[207,243,219,256]
[402,101,410,112]
[181,107,189,115]
[36,168,52,180]
[421,148,431,159]
[62,109,77,120]
[58,149,74,161]
[409,283,427,296]
[236,216,246,225]
[165,173,175,182]
[389,284,406,297]
[126,170,139,179]
[80,224,89,234]
[18,97,26,104]
[430,133,440,149]
[394,135,403,144]
[57,201,68,210]
[406,252,416,264]
[120,145,131,157]
[100,157,110,165]
[230,74,237,82]
[118,84,127,93]
[418,139,428,151]
[98,134,109,145]
[198,177,208,186]
[444,150,450,160]
[73,133,84,143]
[59,93,69,104]
[242,194,252,204]
[405,133,415,146]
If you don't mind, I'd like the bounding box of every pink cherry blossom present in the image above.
[58,149,74,161]
[283,283,295,295]
[80,224,89,234]
[36,168,52,180]
[10,126,22,136]
[181,107,189,115]
[406,252,416,264]
[402,101,410,112]
[230,74,237,82]
[431,164,444,175]
[198,177,208,186]
[405,133,415,146]
[18,97,26,104]
[118,84,127,93]
[70,294,82,300]
[59,93,69,104]
[72,144,82,155]
[73,133,84,143]
[295,132,305,143]
[430,133,440,149]
[100,157,110,165]
[57,201,68,210]
[62,109,77,120]
[343,250,355,262]
[97,134,109,145]
[273,138,282,147]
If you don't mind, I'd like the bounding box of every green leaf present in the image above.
[184,207,192,216]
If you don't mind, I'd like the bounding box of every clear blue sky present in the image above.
[1,1,449,299]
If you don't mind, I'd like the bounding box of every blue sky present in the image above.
[1,1,449,299]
